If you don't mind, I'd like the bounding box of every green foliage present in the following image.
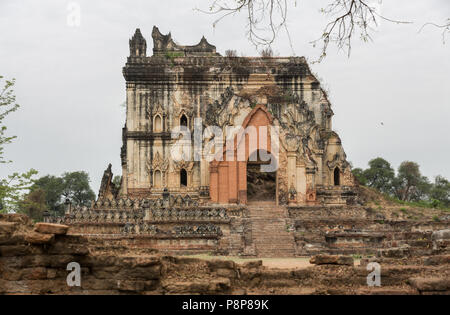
[0,76,20,164]
[0,169,38,213]
[0,76,97,216]
[31,175,65,216]
[352,167,367,185]
[396,161,431,201]
[26,172,96,217]
[363,157,395,194]
[0,76,38,213]
[429,176,450,207]
[17,189,47,222]
[386,194,449,210]
[61,171,96,207]
[165,51,184,65]
[357,157,449,210]
[112,175,122,188]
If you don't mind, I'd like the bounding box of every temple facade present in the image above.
[98,26,356,207]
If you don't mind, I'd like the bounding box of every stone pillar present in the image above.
[188,170,193,187]
[287,152,297,204]
[315,153,323,185]
[200,158,209,186]
[192,163,201,188]
[218,164,229,204]
[238,161,247,204]
[228,161,238,203]
[209,164,219,203]
[296,162,307,203]
[121,165,128,196]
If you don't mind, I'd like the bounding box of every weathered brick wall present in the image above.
[289,206,450,256]
[0,214,163,294]
[1,214,449,295]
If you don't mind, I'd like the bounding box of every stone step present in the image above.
[247,205,296,258]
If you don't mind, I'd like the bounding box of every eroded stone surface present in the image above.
[1,214,449,295]
[408,277,450,292]
[310,255,354,266]
[35,223,69,235]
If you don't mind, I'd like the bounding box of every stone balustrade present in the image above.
[146,207,229,222]
[48,208,145,225]
[122,222,223,237]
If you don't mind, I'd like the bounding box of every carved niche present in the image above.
[146,152,170,188]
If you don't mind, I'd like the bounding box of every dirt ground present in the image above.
[187,255,361,269]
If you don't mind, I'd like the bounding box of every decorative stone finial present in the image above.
[129,28,147,57]
[151,25,218,56]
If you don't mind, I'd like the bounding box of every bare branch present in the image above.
[198,0,292,51]
[311,0,411,63]
[419,18,450,44]
[200,0,411,62]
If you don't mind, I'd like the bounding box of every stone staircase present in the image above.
[247,201,296,257]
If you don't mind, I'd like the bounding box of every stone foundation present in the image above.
[45,200,450,259]
[1,214,449,295]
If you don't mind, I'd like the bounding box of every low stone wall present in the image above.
[44,201,449,258]
[289,206,449,256]
[46,205,249,256]
[1,214,449,295]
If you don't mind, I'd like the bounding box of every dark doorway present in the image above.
[247,150,276,202]
[334,167,340,186]
[180,169,187,187]
[180,114,188,127]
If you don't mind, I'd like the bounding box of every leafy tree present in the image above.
[0,76,37,213]
[0,76,19,164]
[352,167,367,185]
[32,175,65,216]
[363,157,395,194]
[395,161,430,201]
[61,171,95,207]
[17,189,48,222]
[0,170,38,213]
[430,175,450,207]
[354,157,449,207]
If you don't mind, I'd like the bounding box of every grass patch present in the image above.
[165,51,184,65]
[384,194,450,211]
[433,216,441,222]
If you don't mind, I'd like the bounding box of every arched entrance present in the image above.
[247,150,277,202]
[209,105,278,205]
[180,169,188,187]
[334,167,340,186]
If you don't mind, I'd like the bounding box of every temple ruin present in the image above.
[47,27,365,256]
[4,27,448,296]
[102,26,356,206]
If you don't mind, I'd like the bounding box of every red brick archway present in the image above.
[209,105,277,204]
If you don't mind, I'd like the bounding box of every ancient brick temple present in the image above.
[50,27,362,257]
[99,26,356,206]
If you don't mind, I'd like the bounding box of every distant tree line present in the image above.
[17,172,96,222]
[353,158,450,208]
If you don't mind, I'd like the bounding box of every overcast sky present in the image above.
[0,0,449,192]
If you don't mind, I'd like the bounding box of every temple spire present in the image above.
[129,28,147,57]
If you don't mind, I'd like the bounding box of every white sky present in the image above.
[0,0,449,192]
